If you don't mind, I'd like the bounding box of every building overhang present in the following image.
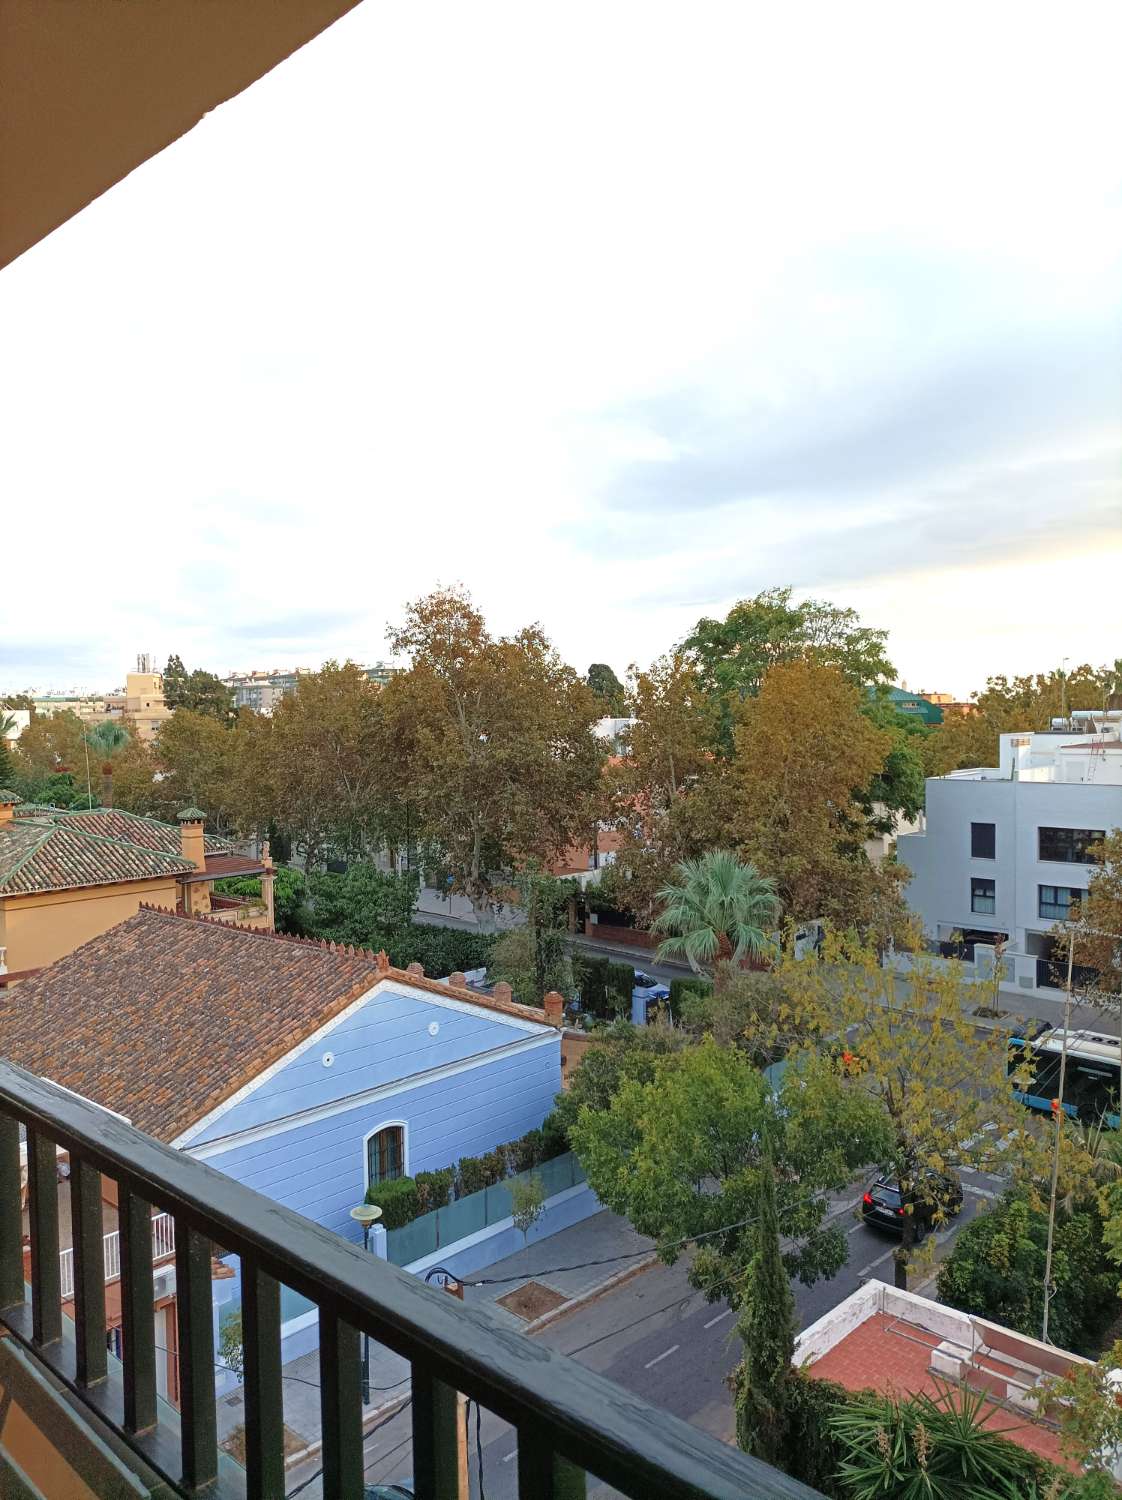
[1,0,363,270]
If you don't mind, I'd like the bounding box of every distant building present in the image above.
[225,662,394,714]
[897,711,1122,995]
[104,655,174,742]
[875,686,944,726]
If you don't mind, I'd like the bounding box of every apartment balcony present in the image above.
[0,1058,821,1499]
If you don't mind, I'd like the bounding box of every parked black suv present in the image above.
[860,1173,963,1239]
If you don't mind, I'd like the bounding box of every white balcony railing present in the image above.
[59,1211,175,1300]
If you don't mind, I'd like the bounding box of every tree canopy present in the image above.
[162,654,235,723]
[571,1035,890,1304]
[380,588,604,921]
[585,662,626,715]
[682,586,893,751]
[732,661,908,935]
[776,934,1067,1287]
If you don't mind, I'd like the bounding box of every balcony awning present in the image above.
[0,0,362,270]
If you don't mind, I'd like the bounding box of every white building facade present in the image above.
[897,713,1122,996]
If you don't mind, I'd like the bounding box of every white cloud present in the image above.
[2,0,1120,696]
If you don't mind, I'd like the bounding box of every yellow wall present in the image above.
[0,877,180,972]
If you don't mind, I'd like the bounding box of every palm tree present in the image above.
[652,850,780,978]
[82,721,131,808]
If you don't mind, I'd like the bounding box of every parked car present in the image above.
[364,1484,413,1499]
[860,1173,964,1239]
[632,970,671,1002]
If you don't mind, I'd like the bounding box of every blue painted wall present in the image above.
[187,984,542,1146]
[199,1036,561,1243]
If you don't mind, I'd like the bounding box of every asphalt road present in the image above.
[288,1171,996,1499]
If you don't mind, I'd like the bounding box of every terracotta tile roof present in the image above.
[1,907,552,1141]
[54,808,232,856]
[0,821,195,895]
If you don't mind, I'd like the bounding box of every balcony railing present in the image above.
[58,1211,175,1300]
[0,1058,822,1499]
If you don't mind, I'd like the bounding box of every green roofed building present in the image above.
[877,686,944,725]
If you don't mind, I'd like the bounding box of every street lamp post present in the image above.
[349,1203,383,1403]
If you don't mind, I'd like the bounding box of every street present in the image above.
[286,1170,996,1499]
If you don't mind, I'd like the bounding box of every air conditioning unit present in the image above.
[153,1267,176,1302]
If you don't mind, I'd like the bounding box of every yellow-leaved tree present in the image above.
[775,933,1077,1288]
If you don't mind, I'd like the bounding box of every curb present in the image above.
[522,1252,659,1333]
[281,1389,412,1472]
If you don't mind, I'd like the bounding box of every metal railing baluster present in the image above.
[0,1111,22,1311]
[27,1128,61,1347]
[318,1306,363,1497]
[119,1188,157,1434]
[177,1223,219,1493]
[70,1156,107,1387]
[241,1255,284,1499]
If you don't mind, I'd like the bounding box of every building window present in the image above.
[971,877,996,914]
[971,822,996,859]
[1039,827,1105,865]
[366,1125,404,1187]
[1038,885,1083,921]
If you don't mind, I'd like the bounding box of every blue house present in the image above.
[8,908,583,1378]
[9,907,563,1245]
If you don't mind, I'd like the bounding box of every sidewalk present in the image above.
[215,1209,655,1461]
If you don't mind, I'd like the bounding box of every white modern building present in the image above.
[897,712,1122,996]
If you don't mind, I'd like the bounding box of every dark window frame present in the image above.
[1038,826,1106,865]
[366,1124,405,1187]
[970,876,996,914]
[971,822,996,859]
[1038,884,1084,921]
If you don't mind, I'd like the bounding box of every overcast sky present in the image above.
[3,1,1120,697]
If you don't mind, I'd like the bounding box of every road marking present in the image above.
[964,1184,997,1200]
[644,1344,679,1368]
[501,1450,518,1464]
[704,1309,734,1329]
[846,1220,867,1236]
[857,1247,896,1277]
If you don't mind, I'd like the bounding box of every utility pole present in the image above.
[1041,930,1076,1344]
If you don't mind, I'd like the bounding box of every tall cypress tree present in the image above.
[734,1153,796,1465]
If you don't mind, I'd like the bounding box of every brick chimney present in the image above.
[543,990,565,1026]
[176,807,210,916]
[100,763,114,808]
[177,808,208,870]
[492,981,513,1007]
[0,792,16,827]
[260,840,275,931]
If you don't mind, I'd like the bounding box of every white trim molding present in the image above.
[361,1118,409,1197]
[174,974,550,1150]
[181,1029,559,1159]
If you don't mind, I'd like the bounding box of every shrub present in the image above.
[670,975,712,1010]
[414,1167,454,1214]
[456,1155,493,1198]
[540,1111,569,1160]
[828,1381,1051,1499]
[365,1175,419,1230]
[508,1128,544,1173]
[481,1148,509,1187]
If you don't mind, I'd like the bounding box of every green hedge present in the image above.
[368,1125,570,1230]
[669,975,712,1009]
[365,1175,419,1230]
[581,957,634,1018]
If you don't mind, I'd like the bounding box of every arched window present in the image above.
[366,1125,405,1188]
